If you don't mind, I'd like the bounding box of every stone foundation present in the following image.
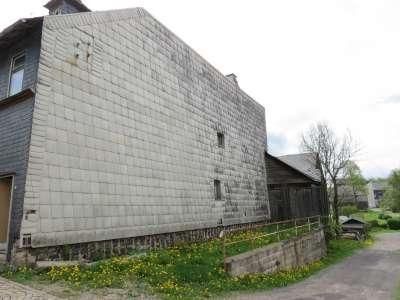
[13,221,267,264]
[225,228,326,276]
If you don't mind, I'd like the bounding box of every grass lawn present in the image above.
[352,209,400,234]
[1,229,370,300]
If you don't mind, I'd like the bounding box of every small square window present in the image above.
[214,180,222,201]
[217,132,225,148]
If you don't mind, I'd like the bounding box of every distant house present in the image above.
[265,152,329,221]
[367,181,388,208]
[337,179,368,210]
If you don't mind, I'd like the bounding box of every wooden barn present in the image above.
[265,152,329,221]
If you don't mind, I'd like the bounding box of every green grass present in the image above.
[2,233,369,300]
[396,283,400,300]
[352,209,400,233]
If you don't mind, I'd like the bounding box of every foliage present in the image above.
[2,234,369,299]
[301,122,358,226]
[368,219,379,228]
[343,162,367,203]
[380,169,400,212]
[339,205,358,217]
[387,219,400,230]
[378,213,392,220]
[324,220,341,241]
[352,210,400,232]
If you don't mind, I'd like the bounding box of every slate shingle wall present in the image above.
[0,27,42,100]
[23,9,270,248]
[0,96,35,258]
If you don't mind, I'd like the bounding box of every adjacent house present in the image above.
[337,178,368,210]
[367,180,388,208]
[0,0,270,262]
[265,152,329,221]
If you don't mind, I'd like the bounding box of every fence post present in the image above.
[220,230,227,272]
[295,219,298,236]
[277,223,280,241]
[308,217,311,232]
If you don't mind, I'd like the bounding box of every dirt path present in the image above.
[230,233,400,300]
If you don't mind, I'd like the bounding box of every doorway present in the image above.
[0,177,12,252]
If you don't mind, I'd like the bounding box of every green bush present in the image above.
[378,213,392,220]
[387,218,400,230]
[340,205,358,217]
[368,220,379,228]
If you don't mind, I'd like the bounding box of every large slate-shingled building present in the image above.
[0,0,270,261]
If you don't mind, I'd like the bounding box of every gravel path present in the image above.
[230,233,400,300]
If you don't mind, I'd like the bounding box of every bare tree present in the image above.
[301,122,358,226]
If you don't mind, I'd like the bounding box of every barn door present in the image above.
[0,177,12,249]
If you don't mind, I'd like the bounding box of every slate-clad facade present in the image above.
[0,0,270,261]
[0,92,35,260]
[0,26,42,99]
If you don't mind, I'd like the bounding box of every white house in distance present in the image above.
[367,181,388,208]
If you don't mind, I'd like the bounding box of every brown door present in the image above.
[0,177,12,243]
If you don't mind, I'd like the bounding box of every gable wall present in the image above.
[265,155,311,185]
[0,26,42,100]
[23,9,269,247]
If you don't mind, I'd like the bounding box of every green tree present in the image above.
[381,169,400,212]
[301,122,358,227]
[344,161,367,203]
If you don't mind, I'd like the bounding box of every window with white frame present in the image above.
[8,53,25,96]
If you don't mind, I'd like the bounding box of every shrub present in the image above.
[368,220,379,228]
[378,213,392,220]
[387,218,400,230]
[340,205,358,217]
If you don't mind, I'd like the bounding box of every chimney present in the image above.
[44,0,91,15]
[226,73,239,86]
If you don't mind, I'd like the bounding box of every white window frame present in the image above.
[8,51,26,97]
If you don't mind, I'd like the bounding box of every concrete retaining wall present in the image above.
[225,229,326,276]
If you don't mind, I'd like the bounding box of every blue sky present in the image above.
[1,0,399,178]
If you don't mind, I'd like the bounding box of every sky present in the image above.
[1,0,399,179]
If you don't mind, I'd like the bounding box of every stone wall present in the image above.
[225,229,326,277]
[22,8,269,249]
[13,219,266,264]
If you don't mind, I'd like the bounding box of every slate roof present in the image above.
[277,153,322,183]
[0,17,43,49]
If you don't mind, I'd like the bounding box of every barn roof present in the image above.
[341,217,366,225]
[277,153,322,183]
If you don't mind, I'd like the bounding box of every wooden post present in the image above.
[295,219,298,236]
[308,217,311,232]
[277,223,280,241]
[223,236,226,271]
[220,230,227,272]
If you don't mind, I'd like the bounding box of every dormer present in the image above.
[44,0,91,15]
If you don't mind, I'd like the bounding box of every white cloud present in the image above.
[1,0,399,178]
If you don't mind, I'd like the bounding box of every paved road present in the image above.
[0,277,58,300]
[232,233,400,300]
